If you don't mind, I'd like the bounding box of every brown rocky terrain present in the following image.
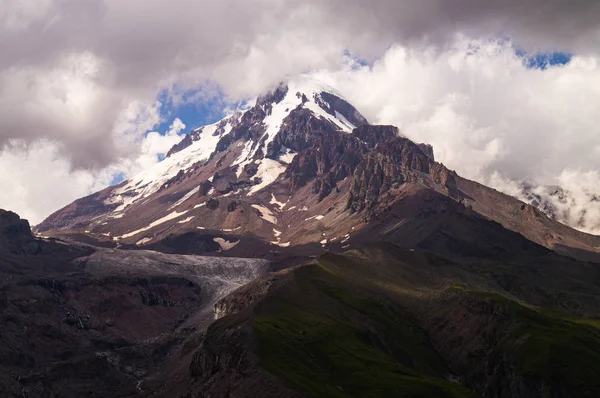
[0,210,269,397]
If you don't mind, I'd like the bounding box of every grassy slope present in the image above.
[253,253,476,397]
[251,246,600,397]
[475,291,600,396]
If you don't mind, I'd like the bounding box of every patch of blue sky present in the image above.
[109,171,126,186]
[343,49,371,69]
[516,49,572,69]
[155,85,229,135]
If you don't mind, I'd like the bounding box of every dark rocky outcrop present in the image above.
[347,137,458,213]
[214,106,267,154]
[352,124,399,148]
[418,143,435,160]
[198,180,212,196]
[147,232,221,254]
[206,198,220,210]
[212,167,240,195]
[227,201,238,212]
[314,91,368,127]
[256,83,288,112]
[286,131,367,200]
[0,210,39,254]
[266,107,339,159]
[161,169,186,190]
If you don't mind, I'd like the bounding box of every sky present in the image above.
[1,0,600,226]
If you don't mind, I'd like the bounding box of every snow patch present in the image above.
[222,226,241,232]
[305,215,324,221]
[213,237,240,251]
[119,210,189,239]
[247,158,287,195]
[136,237,152,246]
[177,216,195,224]
[269,194,287,212]
[251,204,278,224]
[279,148,297,164]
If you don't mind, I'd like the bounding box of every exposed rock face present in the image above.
[1,210,32,241]
[347,137,458,213]
[212,167,239,195]
[168,118,232,158]
[286,131,367,200]
[161,169,187,190]
[418,143,435,161]
[213,84,293,158]
[214,105,267,153]
[352,124,399,148]
[213,272,287,320]
[266,107,338,159]
[148,232,221,254]
[316,91,368,127]
[198,180,212,196]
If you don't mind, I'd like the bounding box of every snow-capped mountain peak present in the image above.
[36,78,370,238]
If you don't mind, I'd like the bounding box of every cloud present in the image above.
[2,0,599,167]
[1,1,600,223]
[316,38,600,231]
[0,140,113,225]
[0,115,186,225]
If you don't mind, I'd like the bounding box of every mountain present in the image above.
[517,181,600,234]
[4,78,600,397]
[37,78,600,264]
